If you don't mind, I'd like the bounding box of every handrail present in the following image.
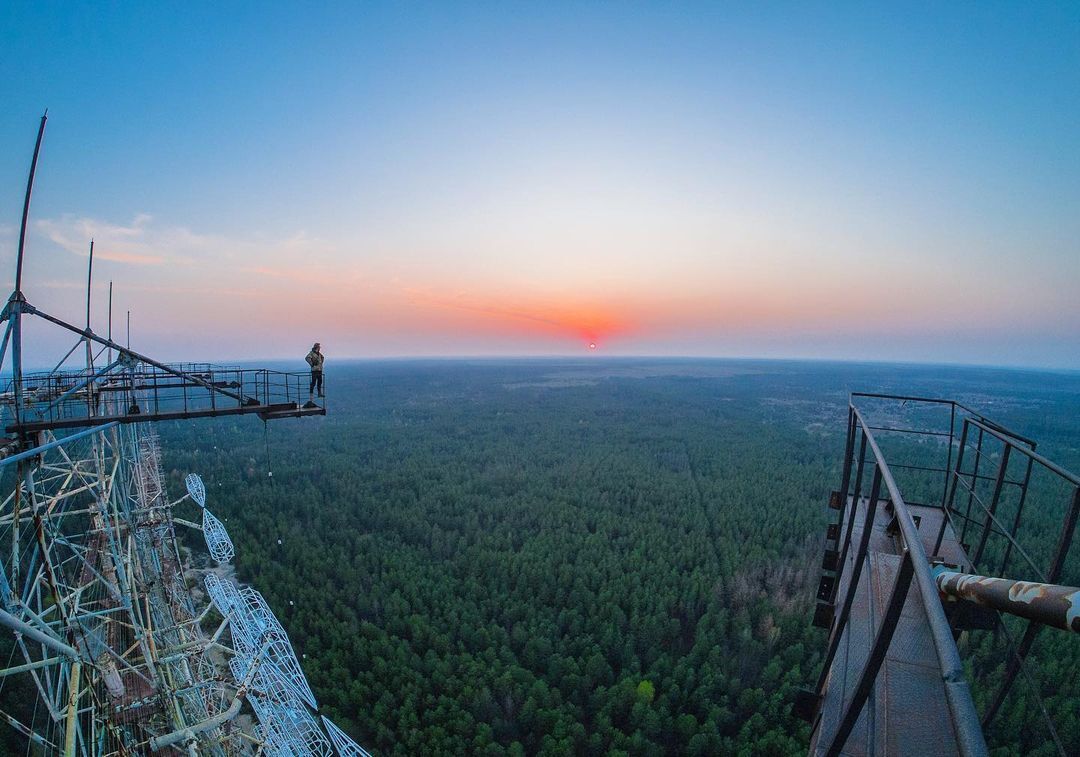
[850,405,988,757]
[850,392,1037,448]
[966,418,1080,487]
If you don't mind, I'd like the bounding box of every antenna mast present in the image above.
[7,111,47,428]
[85,239,95,375]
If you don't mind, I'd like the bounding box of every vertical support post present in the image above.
[830,431,869,604]
[936,419,971,556]
[64,661,81,756]
[835,407,856,522]
[960,425,984,546]
[943,402,956,507]
[815,466,883,693]
[971,444,1012,567]
[946,420,970,516]
[11,297,24,431]
[1046,486,1080,584]
[1000,456,1035,575]
[0,318,14,382]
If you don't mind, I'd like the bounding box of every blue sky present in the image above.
[1,2,1078,367]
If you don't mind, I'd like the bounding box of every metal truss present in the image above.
[323,716,374,757]
[0,113,369,754]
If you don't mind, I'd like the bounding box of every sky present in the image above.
[1,2,1078,368]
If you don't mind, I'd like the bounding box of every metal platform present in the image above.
[804,393,1080,756]
[810,497,972,756]
[2,362,325,434]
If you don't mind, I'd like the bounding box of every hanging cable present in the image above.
[263,421,274,485]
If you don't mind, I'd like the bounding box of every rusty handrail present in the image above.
[850,405,989,757]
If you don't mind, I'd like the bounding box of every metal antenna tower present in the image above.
[0,115,369,755]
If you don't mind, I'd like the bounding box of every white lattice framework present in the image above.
[203,508,236,563]
[323,716,374,757]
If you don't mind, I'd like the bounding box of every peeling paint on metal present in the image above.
[1008,581,1046,605]
[1067,590,1080,633]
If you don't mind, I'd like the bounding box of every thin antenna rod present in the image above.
[126,311,130,349]
[84,239,95,376]
[85,239,94,330]
[14,111,47,299]
[107,281,113,365]
[11,111,48,430]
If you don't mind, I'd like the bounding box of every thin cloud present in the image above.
[37,215,170,265]
[33,215,336,275]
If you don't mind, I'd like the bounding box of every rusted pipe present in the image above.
[933,566,1080,633]
[148,694,243,751]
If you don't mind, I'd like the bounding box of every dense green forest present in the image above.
[154,359,1079,755]
[2,359,1079,754]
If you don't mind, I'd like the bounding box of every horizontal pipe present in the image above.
[0,654,63,677]
[934,567,1080,633]
[0,422,120,468]
[0,607,81,659]
[149,694,243,751]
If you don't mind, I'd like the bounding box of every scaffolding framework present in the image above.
[0,112,366,755]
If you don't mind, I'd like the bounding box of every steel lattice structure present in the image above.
[0,114,368,755]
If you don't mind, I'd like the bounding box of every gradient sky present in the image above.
[1,3,1078,367]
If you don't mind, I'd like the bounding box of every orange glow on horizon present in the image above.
[396,286,635,347]
[172,256,1074,359]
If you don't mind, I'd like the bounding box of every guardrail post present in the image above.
[815,466,882,692]
[960,424,985,546]
[1000,456,1034,575]
[830,431,869,605]
[972,444,1012,567]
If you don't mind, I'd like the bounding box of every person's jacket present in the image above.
[306,349,324,371]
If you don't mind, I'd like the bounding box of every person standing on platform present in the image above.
[306,342,325,398]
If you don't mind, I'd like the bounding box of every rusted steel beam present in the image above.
[933,566,1080,633]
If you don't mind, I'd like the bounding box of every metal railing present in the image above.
[943,416,1080,740]
[813,401,987,756]
[1,363,317,434]
[810,393,1080,756]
